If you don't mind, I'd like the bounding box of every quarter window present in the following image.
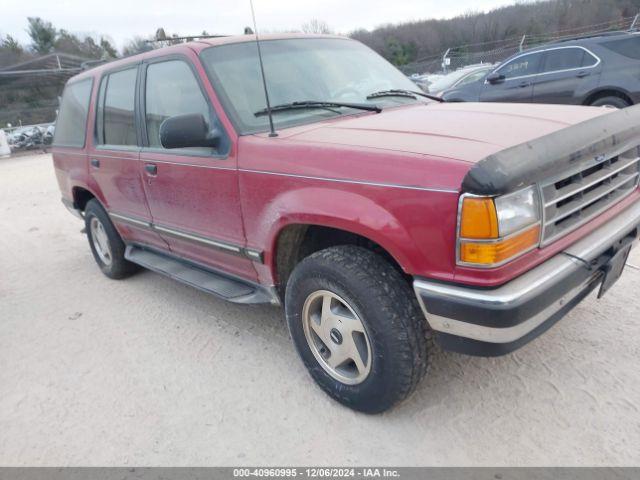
[53,78,92,147]
[144,60,212,152]
[602,37,640,60]
[497,52,542,79]
[97,67,138,146]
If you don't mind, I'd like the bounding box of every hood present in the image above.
[278,102,612,164]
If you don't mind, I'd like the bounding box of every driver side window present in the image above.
[144,60,222,154]
[497,52,543,79]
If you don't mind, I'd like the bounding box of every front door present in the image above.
[89,64,167,250]
[480,51,543,103]
[138,56,256,281]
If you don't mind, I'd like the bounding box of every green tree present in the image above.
[0,34,29,68]
[1,35,23,54]
[100,38,118,58]
[26,17,57,54]
[122,36,153,56]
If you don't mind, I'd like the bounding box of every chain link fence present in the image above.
[401,14,639,76]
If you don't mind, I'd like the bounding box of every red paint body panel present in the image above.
[52,36,640,293]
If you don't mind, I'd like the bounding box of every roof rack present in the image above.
[144,34,229,44]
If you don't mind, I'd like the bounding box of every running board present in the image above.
[125,246,278,305]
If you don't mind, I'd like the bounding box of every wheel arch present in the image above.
[261,186,424,294]
[583,87,634,106]
[71,185,98,211]
[271,222,413,295]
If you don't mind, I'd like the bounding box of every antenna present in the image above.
[249,0,277,137]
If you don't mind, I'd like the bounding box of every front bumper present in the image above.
[414,200,640,357]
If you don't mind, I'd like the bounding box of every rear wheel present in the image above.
[589,96,630,109]
[285,245,432,413]
[84,199,138,279]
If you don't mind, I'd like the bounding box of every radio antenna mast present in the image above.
[249,0,277,137]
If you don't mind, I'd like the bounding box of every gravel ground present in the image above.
[1,153,640,466]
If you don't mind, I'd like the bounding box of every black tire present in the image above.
[285,245,432,413]
[590,96,630,109]
[84,199,138,279]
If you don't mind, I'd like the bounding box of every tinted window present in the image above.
[602,37,640,60]
[145,60,211,151]
[53,78,92,147]
[497,52,542,79]
[582,50,599,67]
[99,68,137,146]
[542,48,585,72]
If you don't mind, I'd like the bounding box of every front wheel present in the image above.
[285,246,432,413]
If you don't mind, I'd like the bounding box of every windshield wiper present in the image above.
[366,89,445,103]
[254,101,381,117]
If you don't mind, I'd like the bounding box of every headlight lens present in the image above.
[458,186,541,267]
[494,186,540,237]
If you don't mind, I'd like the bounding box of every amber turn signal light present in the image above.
[459,224,541,266]
[459,197,499,239]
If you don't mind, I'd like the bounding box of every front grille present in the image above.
[539,146,640,246]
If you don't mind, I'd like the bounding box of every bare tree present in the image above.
[301,19,334,34]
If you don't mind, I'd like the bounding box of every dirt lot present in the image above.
[1,153,640,466]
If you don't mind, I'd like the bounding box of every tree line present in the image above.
[351,0,640,66]
[1,0,639,70]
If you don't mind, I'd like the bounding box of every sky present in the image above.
[1,0,520,49]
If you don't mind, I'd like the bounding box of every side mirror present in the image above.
[159,113,220,149]
[486,72,505,84]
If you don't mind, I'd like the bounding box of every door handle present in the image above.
[576,71,590,78]
[90,158,100,168]
[518,81,531,88]
[144,163,158,176]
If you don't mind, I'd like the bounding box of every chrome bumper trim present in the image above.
[414,199,640,344]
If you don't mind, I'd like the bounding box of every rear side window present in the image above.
[497,52,542,79]
[53,78,92,148]
[542,48,585,72]
[601,37,640,60]
[144,60,211,151]
[96,67,138,146]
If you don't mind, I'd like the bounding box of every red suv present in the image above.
[52,34,640,413]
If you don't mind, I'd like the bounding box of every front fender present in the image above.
[241,180,460,285]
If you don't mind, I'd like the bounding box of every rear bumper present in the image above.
[414,200,640,357]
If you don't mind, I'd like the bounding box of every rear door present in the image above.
[531,46,601,104]
[480,51,543,103]
[138,55,256,280]
[89,65,167,249]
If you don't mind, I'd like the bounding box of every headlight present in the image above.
[457,186,541,267]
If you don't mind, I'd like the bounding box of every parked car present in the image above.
[408,73,431,92]
[53,34,640,413]
[426,63,495,96]
[442,31,640,107]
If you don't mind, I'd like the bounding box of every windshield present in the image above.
[428,67,489,93]
[200,38,423,134]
